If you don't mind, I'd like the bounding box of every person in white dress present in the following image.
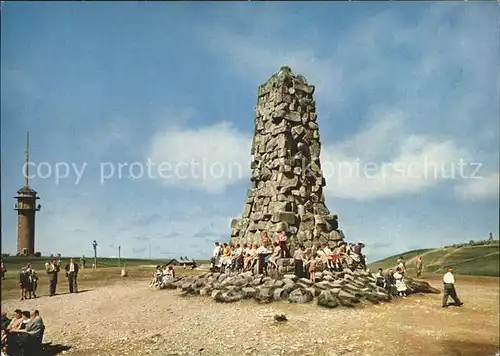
[393,267,407,297]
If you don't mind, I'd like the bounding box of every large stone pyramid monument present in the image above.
[230,66,344,251]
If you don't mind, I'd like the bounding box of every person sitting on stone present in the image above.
[2,310,23,350]
[167,266,175,278]
[18,311,31,330]
[150,265,162,287]
[1,312,11,351]
[246,244,259,272]
[1,312,12,348]
[375,268,386,288]
[323,245,336,271]
[257,243,272,275]
[221,243,232,272]
[330,246,342,271]
[385,269,397,296]
[316,246,329,271]
[337,243,347,267]
[7,309,45,355]
[268,242,281,270]
[228,244,238,271]
[1,312,11,331]
[6,310,23,332]
[233,244,244,273]
[243,244,253,271]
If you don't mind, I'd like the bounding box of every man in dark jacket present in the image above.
[65,258,79,293]
[45,259,60,296]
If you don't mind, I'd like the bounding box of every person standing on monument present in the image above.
[276,231,289,258]
[442,266,463,307]
[65,258,79,293]
[261,231,271,248]
[45,258,60,296]
[293,245,306,278]
[268,242,281,270]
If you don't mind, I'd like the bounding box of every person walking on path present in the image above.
[415,255,423,278]
[65,258,79,293]
[442,266,463,307]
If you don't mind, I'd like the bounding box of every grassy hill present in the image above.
[369,242,500,277]
[0,256,210,273]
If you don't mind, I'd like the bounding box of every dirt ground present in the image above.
[2,275,499,356]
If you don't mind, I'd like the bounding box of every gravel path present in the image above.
[2,277,499,356]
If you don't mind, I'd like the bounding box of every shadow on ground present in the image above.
[53,289,91,297]
[36,342,72,355]
[441,339,500,356]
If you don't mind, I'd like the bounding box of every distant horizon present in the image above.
[2,236,497,262]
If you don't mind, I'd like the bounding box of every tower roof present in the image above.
[17,185,37,195]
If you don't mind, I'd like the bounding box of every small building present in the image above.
[166,257,197,269]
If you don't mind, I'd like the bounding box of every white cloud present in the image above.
[144,113,476,201]
[320,113,473,200]
[454,172,500,201]
[147,121,251,193]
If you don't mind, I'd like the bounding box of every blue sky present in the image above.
[2,2,499,261]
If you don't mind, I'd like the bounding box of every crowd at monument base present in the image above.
[158,265,440,308]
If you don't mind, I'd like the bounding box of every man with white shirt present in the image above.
[64,258,79,293]
[442,266,463,307]
[210,242,222,271]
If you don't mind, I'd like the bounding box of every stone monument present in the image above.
[230,66,344,251]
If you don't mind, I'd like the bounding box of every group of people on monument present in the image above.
[210,229,366,278]
[150,264,176,288]
[1,309,45,355]
[210,231,292,274]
